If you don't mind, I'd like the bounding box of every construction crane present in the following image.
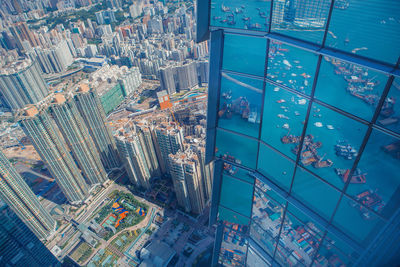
[169,108,180,126]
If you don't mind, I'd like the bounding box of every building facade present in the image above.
[19,106,89,204]
[74,84,121,170]
[0,57,49,110]
[49,94,108,186]
[0,202,59,266]
[198,0,400,266]
[0,150,55,240]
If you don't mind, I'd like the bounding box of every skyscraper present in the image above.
[0,57,49,110]
[198,0,400,266]
[74,84,121,170]
[168,149,205,214]
[0,202,59,266]
[19,106,89,204]
[154,121,184,174]
[49,94,108,186]
[160,66,176,95]
[115,123,152,189]
[0,150,55,240]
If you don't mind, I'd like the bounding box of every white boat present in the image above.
[294,111,300,116]
[282,123,290,129]
[274,87,280,92]
[298,99,307,105]
[248,112,257,123]
[283,59,292,68]
[314,122,323,127]
[326,125,334,130]
[291,73,297,77]
[277,114,289,119]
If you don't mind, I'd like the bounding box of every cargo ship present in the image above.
[335,168,366,184]
[350,190,385,219]
[334,142,358,160]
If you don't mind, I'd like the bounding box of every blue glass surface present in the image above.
[250,222,277,258]
[315,58,388,121]
[257,143,295,191]
[292,166,340,220]
[219,221,249,266]
[220,175,254,218]
[267,41,318,95]
[218,73,263,138]
[210,0,271,31]
[376,77,400,134]
[218,206,250,226]
[222,33,267,76]
[347,129,400,219]
[300,103,368,189]
[326,0,400,65]
[216,128,258,169]
[261,84,308,160]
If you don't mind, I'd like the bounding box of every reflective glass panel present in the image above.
[215,128,258,169]
[267,41,318,95]
[377,77,400,134]
[332,195,385,245]
[218,73,263,138]
[220,175,254,218]
[326,0,400,65]
[315,58,388,121]
[222,33,267,76]
[300,103,368,189]
[250,222,278,257]
[223,164,254,183]
[210,0,271,32]
[270,0,332,44]
[314,232,360,266]
[279,207,324,265]
[218,206,250,226]
[258,143,295,191]
[346,129,400,219]
[275,242,305,267]
[261,84,308,160]
[219,221,248,266]
[252,186,285,234]
[292,166,341,219]
[247,245,272,266]
[255,178,287,206]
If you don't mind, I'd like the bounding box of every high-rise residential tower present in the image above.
[115,123,151,189]
[73,84,121,170]
[197,0,400,266]
[0,202,59,266]
[19,106,89,204]
[49,94,108,186]
[168,149,205,214]
[0,150,55,240]
[0,57,49,110]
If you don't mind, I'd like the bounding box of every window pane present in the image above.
[219,206,250,226]
[314,232,360,266]
[332,195,385,245]
[258,143,295,191]
[216,128,258,169]
[346,129,400,220]
[255,178,287,206]
[300,103,368,189]
[315,58,388,121]
[223,33,267,76]
[210,0,271,32]
[223,164,254,183]
[267,42,318,95]
[292,166,340,219]
[250,222,278,257]
[271,0,332,44]
[220,175,254,218]
[280,206,324,265]
[326,0,400,65]
[218,73,263,138]
[219,221,248,266]
[252,186,285,234]
[377,77,400,134]
[247,245,272,267]
[261,84,308,160]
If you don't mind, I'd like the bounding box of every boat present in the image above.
[248,111,257,123]
[277,99,286,103]
[314,122,323,127]
[282,123,289,129]
[242,16,250,21]
[221,4,231,12]
[326,125,334,130]
[235,8,243,14]
[314,159,333,168]
[335,168,366,184]
[274,87,280,92]
[222,90,232,100]
[277,114,289,119]
[281,135,299,144]
[335,142,358,159]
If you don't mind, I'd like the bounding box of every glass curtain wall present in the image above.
[201,0,400,266]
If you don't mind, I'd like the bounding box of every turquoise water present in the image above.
[215,0,400,249]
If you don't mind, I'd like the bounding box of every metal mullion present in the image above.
[221,69,265,81]
[267,0,274,33]
[320,0,336,48]
[372,124,400,140]
[223,171,255,186]
[216,126,260,143]
[288,55,323,194]
[265,78,313,100]
[255,38,270,171]
[255,184,286,208]
[210,26,267,37]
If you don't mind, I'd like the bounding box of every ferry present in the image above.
[335,168,366,184]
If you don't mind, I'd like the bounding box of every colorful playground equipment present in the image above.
[112,199,129,228]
